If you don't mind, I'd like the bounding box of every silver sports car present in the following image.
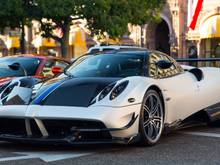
[0,50,220,146]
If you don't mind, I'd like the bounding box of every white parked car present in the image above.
[0,49,220,146]
[87,45,145,54]
[71,45,145,62]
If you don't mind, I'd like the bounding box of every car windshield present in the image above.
[66,53,144,78]
[0,57,41,78]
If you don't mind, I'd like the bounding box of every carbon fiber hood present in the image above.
[38,77,120,107]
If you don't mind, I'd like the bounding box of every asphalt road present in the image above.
[0,125,219,165]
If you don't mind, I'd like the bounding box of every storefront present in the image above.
[200,15,220,57]
[6,36,20,55]
[32,37,59,56]
[200,14,220,66]
[69,27,88,59]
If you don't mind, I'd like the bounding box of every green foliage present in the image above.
[0,0,165,56]
[35,0,77,19]
[80,0,165,38]
[0,0,34,29]
[33,0,165,39]
[0,0,35,53]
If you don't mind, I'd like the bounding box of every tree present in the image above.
[81,0,165,37]
[33,0,165,58]
[0,0,34,54]
[32,0,80,58]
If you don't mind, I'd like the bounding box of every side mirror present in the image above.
[52,66,63,75]
[8,62,20,71]
[155,60,173,70]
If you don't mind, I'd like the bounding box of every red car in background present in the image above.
[0,55,70,86]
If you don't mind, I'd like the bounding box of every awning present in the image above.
[42,38,56,47]
[200,15,220,39]
[32,36,57,48]
[6,36,20,49]
[69,27,87,46]
[69,27,88,57]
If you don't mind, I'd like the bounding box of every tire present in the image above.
[139,89,164,146]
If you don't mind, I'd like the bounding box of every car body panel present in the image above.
[0,68,220,126]
[0,50,220,145]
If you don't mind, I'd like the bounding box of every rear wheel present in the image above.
[139,90,164,146]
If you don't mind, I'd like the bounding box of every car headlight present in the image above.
[98,83,116,101]
[110,80,129,100]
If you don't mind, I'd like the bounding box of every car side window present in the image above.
[148,52,162,77]
[159,54,181,78]
[72,55,91,67]
[41,60,68,78]
[55,60,69,68]
[166,55,184,73]
[149,52,183,78]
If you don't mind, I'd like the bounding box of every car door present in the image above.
[148,52,201,123]
[196,68,220,121]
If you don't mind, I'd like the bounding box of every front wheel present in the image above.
[139,90,164,146]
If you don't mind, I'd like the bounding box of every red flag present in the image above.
[189,0,204,30]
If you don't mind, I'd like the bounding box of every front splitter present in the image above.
[0,134,135,145]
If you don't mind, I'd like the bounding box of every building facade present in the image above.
[0,21,93,59]
[136,0,188,58]
[187,0,220,65]
[131,0,220,60]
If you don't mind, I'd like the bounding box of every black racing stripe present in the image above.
[41,77,121,107]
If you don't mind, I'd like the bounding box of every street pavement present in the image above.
[0,125,219,164]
